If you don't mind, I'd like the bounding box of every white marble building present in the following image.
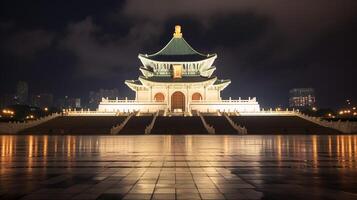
[98,25,260,113]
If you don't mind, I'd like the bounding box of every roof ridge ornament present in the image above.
[173,25,182,38]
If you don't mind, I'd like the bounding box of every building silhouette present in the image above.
[289,88,316,108]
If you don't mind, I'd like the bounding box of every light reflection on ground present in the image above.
[0,135,357,199]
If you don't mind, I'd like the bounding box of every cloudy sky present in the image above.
[0,0,356,108]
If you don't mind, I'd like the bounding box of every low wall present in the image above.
[0,113,60,134]
[190,100,260,113]
[296,113,357,134]
[98,98,260,113]
[98,100,167,113]
[65,110,118,116]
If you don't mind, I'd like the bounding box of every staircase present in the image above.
[203,116,238,134]
[151,116,208,134]
[119,116,154,134]
[21,116,127,134]
[230,116,339,134]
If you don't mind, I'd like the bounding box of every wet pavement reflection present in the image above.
[1,135,357,199]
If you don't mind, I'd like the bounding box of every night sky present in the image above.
[1,0,356,108]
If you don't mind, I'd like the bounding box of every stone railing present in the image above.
[191,97,258,103]
[0,113,61,134]
[223,112,247,134]
[296,113,357,133]
[110,112,136,134]
[198,111,215,134]
[65,109,119,116]
[145,111,159,134]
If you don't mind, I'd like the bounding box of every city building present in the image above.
[31,93,54,108]
[57,96,81,109]
[89,89,119,109]
[16,81,29,104]
[289,88,316,108]
[98,25,260,113]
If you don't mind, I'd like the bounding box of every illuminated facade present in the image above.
[289,88,316,108]
[99,26,260,113]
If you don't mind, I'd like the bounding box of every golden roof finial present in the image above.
[173,25,182,38]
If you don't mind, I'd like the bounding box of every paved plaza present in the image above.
[1,135,357,200]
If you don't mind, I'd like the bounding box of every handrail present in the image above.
[0,113,61,134]
[110,112,136,134]
[198,111,215,134]
[223,112,247,134]
[296,112,357,133]
[145,111,159,134]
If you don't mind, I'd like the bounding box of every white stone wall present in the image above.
[137,90,150,101]
[137,86,218,101]
[98,98,260,113]
[98,100,167,112]
[206,90,220,101]
[105,82,260,113]
[134,85,219,111]
[190,101,260,113]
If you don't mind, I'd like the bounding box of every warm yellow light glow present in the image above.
[27,115,35,119]
[173,25,182,38]
[312,107,317,111]
[2,109,14,115]
[44,107,48,111]
[173,64,183,78]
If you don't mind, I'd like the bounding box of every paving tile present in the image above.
[1,135,357,200]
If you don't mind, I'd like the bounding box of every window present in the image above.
[192,92,202,100]
[154,93,165,102]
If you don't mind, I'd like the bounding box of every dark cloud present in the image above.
[1,29,54,59]
[59,17,163,78]
[0,0,356,108]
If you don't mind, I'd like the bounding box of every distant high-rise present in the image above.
[57,96,81,109]
[31,93,53,108]
[289,88,316,108]
[16,81,29,104]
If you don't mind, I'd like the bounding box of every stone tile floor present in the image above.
[0,135,357,199]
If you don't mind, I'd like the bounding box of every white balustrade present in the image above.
[296,112,357,133]
[110,112,136,134]
[223,112,247,134]
[145,111,159,134]
[0,113,61,134]
[197,111,215,134]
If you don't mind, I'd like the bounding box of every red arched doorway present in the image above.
[192,92,202,100]
[171,91,185,111]
[154,93,165,102]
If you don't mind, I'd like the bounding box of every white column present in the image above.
[186,85,189,112]
[167,86,170,111]
[150,86,153,102]
[217,88,220,100]
[135,88,138,100]
[204,86,207,100]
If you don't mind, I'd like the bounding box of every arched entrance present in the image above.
[154,93,165,102]
[171,91,185,112]
[192,92,202,100]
